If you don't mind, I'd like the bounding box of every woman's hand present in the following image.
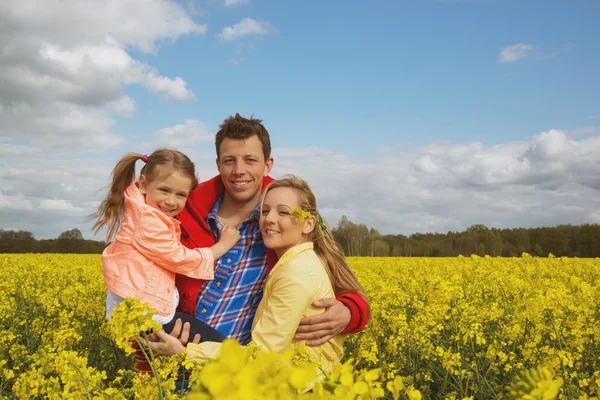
[139,318,201,356]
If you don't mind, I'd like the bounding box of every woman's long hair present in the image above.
[91,149,198,242]
[262,175,366,298]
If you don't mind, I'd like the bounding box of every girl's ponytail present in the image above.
[91,153,143,242]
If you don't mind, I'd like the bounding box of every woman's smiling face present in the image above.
[260,187,312,258]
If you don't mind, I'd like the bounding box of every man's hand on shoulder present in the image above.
[294,298,351,346]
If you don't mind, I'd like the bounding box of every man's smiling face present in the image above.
[217,135,273,207]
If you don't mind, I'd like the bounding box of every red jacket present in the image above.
[176,175,369,334]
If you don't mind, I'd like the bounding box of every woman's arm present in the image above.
[250,271,316,353]
[177,268,319,362]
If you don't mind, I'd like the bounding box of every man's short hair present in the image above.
[215,113,272,160]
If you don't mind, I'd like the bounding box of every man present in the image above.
[176,114,369,346]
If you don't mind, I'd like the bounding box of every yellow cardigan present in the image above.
[186,242,344,373]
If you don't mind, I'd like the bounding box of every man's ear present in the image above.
[264,157,274,177]
[302,216,316,235]
[216,157,221,172]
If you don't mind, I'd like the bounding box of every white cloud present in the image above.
[152,120,214,148]
[143,72,196,102]
[218,18,273,41]
[224,0,249,7]
[0,0,202,151]
[498,43,533,63]
[271,129,600,235]
[0,0,207,53]
[39,199,83,212]
[107,96,137,117]
[2,128,600,239]
[0,193,35,211]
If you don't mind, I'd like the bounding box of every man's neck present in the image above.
[218,192,261,226]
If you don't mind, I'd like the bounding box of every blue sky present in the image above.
[123,0,600,147]
[1,0,599,239]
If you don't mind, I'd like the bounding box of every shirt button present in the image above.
[226,258,232,263]
[201,308,207,314]
[216,282,221,287]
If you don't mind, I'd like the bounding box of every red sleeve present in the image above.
[337,291,369,335]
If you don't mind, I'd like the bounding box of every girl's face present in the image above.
[139,169,193,218]
[260,187,314,258]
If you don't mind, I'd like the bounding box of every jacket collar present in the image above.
[124,182,180,226]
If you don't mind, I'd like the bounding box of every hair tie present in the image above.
[141,155,148,163]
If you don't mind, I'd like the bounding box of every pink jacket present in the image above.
[102,182,214,316]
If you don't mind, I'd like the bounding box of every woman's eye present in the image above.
[261,210,269,215]
[279,211,289,216]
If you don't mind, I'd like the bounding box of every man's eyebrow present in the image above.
[221,152,261,158]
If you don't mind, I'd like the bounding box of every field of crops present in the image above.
[1,254,600,399]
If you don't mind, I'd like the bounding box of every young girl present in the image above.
[145,175,366,384]
[92,149,240,341]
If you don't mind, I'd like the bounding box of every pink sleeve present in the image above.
[132,210,214,280]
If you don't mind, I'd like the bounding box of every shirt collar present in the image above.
[207,195,261,228]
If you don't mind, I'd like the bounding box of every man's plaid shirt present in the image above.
[195,196,269,344]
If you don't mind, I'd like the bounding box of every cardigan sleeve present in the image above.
[132,209,214,280]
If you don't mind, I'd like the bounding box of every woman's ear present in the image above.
[302,216,316,235]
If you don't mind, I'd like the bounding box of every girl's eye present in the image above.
[160,188,169,193]
[261,210,269,215]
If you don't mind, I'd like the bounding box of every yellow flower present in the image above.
[291,207,312,222]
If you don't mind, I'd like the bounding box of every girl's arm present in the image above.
[132,209,214,280]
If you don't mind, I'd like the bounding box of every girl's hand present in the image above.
[218,223,241,249]
[210,223,241,259]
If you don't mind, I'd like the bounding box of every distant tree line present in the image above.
[332,216,600,258]
[2,220,600,257]
[0,229,105,254]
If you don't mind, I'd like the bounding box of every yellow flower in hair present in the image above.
[291,207,312,222]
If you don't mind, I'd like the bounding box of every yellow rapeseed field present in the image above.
[1,254,599,399]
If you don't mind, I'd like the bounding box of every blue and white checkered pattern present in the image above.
[195,196,269,344]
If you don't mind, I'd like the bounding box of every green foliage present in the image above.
[330,218,600,258]
[0,229,106,254]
